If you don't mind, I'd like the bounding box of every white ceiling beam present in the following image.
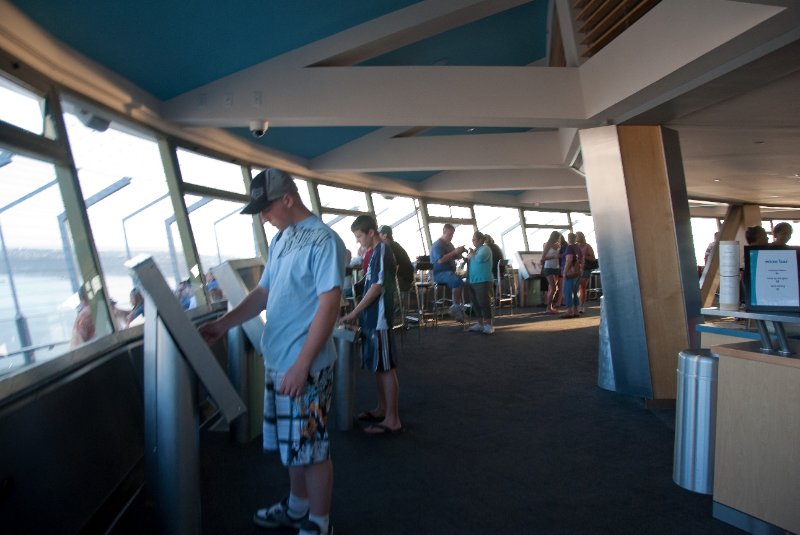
[518,188,588,204]
[421,168,586,192]
[163,66,585,127]
[580,0,792,123]
[312,129,572,172]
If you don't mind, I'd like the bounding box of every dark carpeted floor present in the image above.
[192,304,741,535]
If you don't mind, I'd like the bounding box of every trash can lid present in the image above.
[677,348,719,378]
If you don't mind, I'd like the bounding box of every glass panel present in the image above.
[427,202,472,219]
[570,212,598,257]
[317,184,368,212]
[526,228,568,254]
[294,178,311,210]
[371,193,427,260]
[690,218,719,267]
[321,213,358,259]
[0,153,90,374]
[63,111,178,315]
[0,76,45,135]
[177,148,246,194]
[474,205,525,267]
[524,210,570,226]
[186,196,258,269]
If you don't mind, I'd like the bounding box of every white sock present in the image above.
[307,513,330,533]
[287,493,309,518]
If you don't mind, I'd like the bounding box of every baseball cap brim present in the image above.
[240,197,276,215]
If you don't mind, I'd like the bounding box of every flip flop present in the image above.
[357,411,384,423]
[364,424,404,435]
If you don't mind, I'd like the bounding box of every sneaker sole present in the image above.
[253,512,304,529]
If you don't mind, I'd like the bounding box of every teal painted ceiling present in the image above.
[10,0,550,189]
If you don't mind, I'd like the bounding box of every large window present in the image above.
[690,217,719,267]
[474,204,525,267]
[1,66,605,384]
[371,193,426,260]
[178,148,246,194]
[524,209,571,252]
[0,76,45,136]
[317,183,369,212]
[322,214,359,258]
[317,183,370,258]
[0,153,91,371]
[427,202,472,220]
[63,108,175,309]
[570,212,598,257]
[177,150,257,276]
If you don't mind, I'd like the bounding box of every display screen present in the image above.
[743,246,800,311]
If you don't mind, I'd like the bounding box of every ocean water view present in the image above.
[0,247,208,374]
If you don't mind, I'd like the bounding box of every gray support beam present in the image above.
[158,138,207,307]
[418,200,433,254]
[580,125,701,401]
[242,166,269,262]
[44,88,114,337]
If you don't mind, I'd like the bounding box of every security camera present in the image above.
[249,120,269,138]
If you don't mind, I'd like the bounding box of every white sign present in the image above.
[750,249,800,308]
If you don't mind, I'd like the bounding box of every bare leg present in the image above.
[555,276,564,306]
[546,275,558,312]
[578,278,588,311]
[366,370,402,432]
[373,375,386,415]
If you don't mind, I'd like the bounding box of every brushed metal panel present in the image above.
[580,126,653,398]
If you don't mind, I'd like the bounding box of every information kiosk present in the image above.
[515,251,543,306]
[212,258,266,443]
[128,256,246,535]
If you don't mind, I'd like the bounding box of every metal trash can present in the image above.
[332,326,359,431]
[673,348,719,494]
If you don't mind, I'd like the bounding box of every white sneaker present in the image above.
[468,323,483,332]
[482,324,494,334]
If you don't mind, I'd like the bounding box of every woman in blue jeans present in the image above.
[560,233,583,318]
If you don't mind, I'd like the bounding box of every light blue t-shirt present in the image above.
[431,238,456,273]
[468,244,494,284]
[258,215,346,372]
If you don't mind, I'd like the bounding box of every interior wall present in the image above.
[0,344,145,533]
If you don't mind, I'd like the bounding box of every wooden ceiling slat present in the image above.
[578,0,632,34]
[581,0,660,56]
[580,0,639,43]
[576,0,606,21]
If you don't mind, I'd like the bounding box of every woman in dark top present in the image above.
[483,234,505,278]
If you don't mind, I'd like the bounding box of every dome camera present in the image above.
[249,120,269,138]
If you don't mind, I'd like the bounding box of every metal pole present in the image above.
[147,313,201,534]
